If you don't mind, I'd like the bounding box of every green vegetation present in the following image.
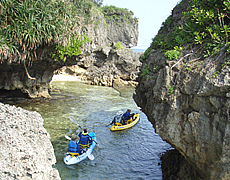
[139,0,230,97]
[0,0,100,62]
[140,64,150,77]
[101,5,138,24]
[149,0,230,59]
[167,85,174,95]
[211,71,220,79]
[53,34,90,62]
[141,48,152,61]
[114,41,124,49]
[164,50,181,60]
[0,0,138,63]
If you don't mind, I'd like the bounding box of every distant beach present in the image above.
[52,74,81,81]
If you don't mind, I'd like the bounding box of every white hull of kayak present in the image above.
[63,132,96,165]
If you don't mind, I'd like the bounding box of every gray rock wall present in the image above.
[0,103,60,180]
[65,14,141,88]
[83,14,138,51]
[134,1,230,179]
[134,47,230,180]
[70,48,142,88]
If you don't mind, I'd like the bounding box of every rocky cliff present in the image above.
[134,1,230,180]
[54,14,142,91]
[0,102,60,180]
[0,12,141,99]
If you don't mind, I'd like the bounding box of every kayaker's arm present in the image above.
[109,117,116,125]
[89,135,98,144]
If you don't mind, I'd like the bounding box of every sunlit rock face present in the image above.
[56,14,142,90]
[134,47,230,180]
[133,0,230,179]
[0,102,60,180]
[0,13,141,98]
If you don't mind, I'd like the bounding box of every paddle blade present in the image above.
[65,135,71,141]
[69,116,78,125]
[86,149,95,160]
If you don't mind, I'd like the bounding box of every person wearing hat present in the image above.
[68,135,83,156]
[78,128,94,149]
[107,111,124,126]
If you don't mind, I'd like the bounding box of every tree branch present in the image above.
[24,60,36,80]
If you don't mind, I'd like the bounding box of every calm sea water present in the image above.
[14,81,171,180]
[132,48,146,53]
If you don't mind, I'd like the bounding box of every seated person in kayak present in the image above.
[109,111,123,125]
[121,109,132,125]
[78,128,94,149]
[68,135,83,157]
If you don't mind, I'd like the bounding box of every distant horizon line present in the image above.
[131,47,147,50]
[131,48,146,53]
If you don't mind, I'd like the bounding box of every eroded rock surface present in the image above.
[161,149,203,180]
[134,1,230,179]
[57,48,142,89]
[0,102,60,180]
[0,13,141,98]
[134,34,230,180]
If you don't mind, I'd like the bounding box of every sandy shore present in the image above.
[51,74,81,81]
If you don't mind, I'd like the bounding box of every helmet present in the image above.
[82,129,88,135]
[117,111,123,115]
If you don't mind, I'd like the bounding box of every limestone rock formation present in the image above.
[59,48,142,88]
[54,14,142,90]
[0,102,60,180]
[134,1,230,179]
[135,48,230,180]
[0,13,141,98]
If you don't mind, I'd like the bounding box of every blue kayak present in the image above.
[63,132,96,165]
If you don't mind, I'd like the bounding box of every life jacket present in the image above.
[123,112,130,120]
[115,114,122,122]
[68,140,79,153]
[79,134,91,148]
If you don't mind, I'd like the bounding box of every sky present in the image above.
[102,0,181,50]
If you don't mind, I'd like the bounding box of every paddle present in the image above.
[64,135,95,160]
[68,116,99,145]
[86,149,95,160]
[65,135,71,141]
[69,116,81,128]
[105,123,111,127]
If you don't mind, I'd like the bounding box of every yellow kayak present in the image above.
[110,113,140,131]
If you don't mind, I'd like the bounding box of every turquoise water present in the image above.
[14,81,171,180]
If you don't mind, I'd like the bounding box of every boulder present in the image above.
[0,103,60,180]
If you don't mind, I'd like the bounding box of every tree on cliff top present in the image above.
[0,0,137,65]
[0,0,94,63]
[101,5,138,24]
